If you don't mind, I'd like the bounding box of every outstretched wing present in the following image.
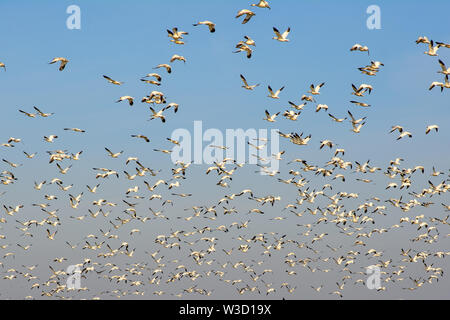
[281,27,291,38]
[240,74,249,86]
[273,27,282,38]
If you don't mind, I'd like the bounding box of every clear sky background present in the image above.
[0,0,449,299]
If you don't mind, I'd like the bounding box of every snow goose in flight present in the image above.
[358,83,373,94]
[5,138,19,148]
[351,121,366,133]
[56,163,72,174]
[2,159,22,168]
[350,44,369,55]
[64,128,85,133]
[153,64,172,74]
[103,75,123,85]
[86,184,100,193]
[143,73,162,82]
[371,62,384,71]
[283,110,301,120]
[263,110,280,122]
[240,35,256,46]
[105,148,123,158]
[46,229,57,240]
[240,74,259,90]
[165,102,179,113]
[367,61,384,71]
[116,96,134,106]
[328,114,346,123]
[416,36,430,44]
[71,151,83,160]
[167,27,188,40]
[308,82,325,95]
[234,44,253,58]
[23,151,37,159]
[424,40,440,56]
[289,132,311,146]
[347,111,366,125]
[267,85,284,99]
[131,134,150,143]
[167,138,180,146]
[43,135,58,143]
[236,9,255,24]
[19,109,36,118]
[272,27,290,42]
[425,125,439,134]
[315,104,328,112]
[389,125,404,133]
[358,67,377,76]
[438,60,450,75]
[170,55,186,63]
[170,39,185,45]
[193,21,216,33]
[49,57,69,71]
[251,0,270,9]
[34,106,54,117]
[248,141,267,150]
[301,95,315,102]
[1,142,14,148]
[320,140,334,149]
[149,107,166,123]
[431,166,443,176]
[350,100,370,108]
[140,78,161,86]
[429,75,449,91]
[397,131,412,140]
[351,84,366,97]
[288,101,306,110]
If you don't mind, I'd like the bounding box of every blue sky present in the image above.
[1,1,449,163]
[1,0,449,203]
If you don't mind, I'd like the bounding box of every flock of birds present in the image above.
[1,0,450,300]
